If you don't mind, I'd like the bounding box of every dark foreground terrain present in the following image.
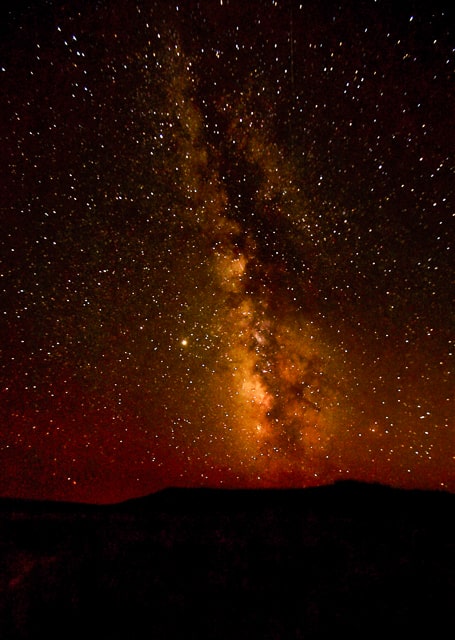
[0,481,454,639]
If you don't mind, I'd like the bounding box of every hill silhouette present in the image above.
[0,481,454,639]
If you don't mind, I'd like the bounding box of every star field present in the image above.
[0,0,453,503]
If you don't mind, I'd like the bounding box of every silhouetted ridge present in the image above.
[0,480,452,516]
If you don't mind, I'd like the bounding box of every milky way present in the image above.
[0,0,453,502]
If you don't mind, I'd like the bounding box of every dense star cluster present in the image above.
[0,0,453,503]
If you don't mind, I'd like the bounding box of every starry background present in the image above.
[0,0,453,503]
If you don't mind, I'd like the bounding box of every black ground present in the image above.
[1,481,454,639]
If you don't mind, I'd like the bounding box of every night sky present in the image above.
[0,0,453,504]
